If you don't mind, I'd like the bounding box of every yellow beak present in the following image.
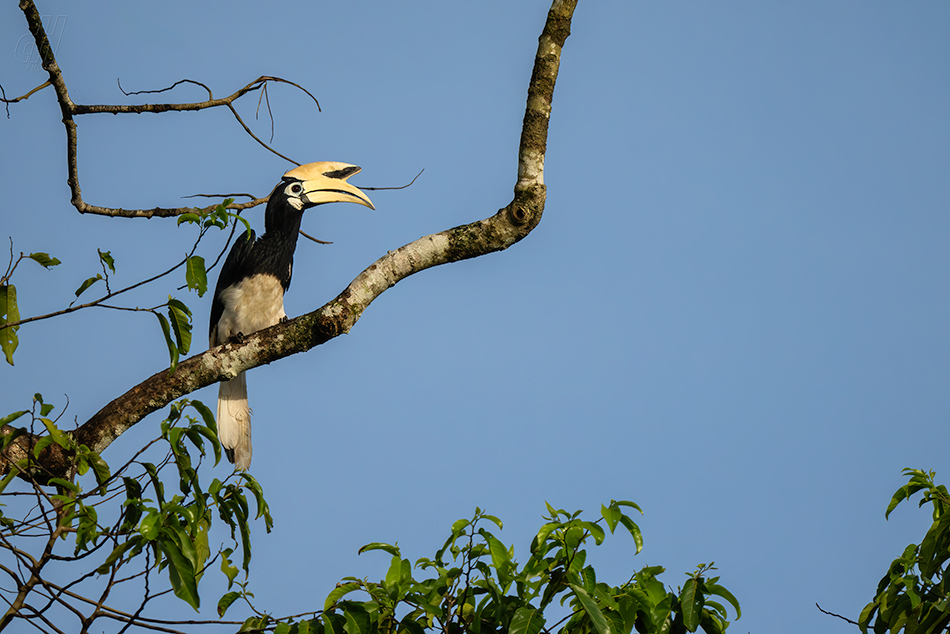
[283,161,374,210]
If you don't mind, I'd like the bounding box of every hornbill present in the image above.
[209,162,374,470]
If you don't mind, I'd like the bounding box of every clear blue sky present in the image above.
[2,1,949,632]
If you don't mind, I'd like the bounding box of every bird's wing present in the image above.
[209,228,257,344]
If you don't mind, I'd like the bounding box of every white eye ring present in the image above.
[289,183,303,195]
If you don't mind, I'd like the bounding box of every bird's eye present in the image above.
[289,183,303,195]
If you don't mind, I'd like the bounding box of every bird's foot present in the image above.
[228,332,246,345]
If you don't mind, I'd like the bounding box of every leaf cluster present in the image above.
[0,395,272,630]
[2,198,243,370]
[244,502,740,634]
[860,469,950,634]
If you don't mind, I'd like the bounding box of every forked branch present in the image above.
[13,0,320,218]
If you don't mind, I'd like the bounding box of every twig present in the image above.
[16,1,318,218]
[362,169,425,191]
[816,603,859,626]
[299,230,333,245]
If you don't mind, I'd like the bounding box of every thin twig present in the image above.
[299,230,333,245]
[816,603,859,626]
[362,168,425,191]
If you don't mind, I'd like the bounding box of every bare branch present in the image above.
[816,603,859,626]
[16,0,317,218]
[0,80,51,106]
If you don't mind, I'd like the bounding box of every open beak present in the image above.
[283,161,375,210]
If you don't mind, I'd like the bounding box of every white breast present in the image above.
[213,274,287,344]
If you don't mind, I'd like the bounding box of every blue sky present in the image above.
[2,1,949,632]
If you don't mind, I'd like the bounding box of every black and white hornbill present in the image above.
[209,162,374,470]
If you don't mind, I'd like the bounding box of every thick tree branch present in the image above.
[3,0,579,482]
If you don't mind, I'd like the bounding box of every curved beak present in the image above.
[283,161,375,210]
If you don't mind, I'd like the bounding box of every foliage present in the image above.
[860,469,950,634]
[0,395,742,634]
[0,394,271,631]
[0,198,247,371]
[238,503,741,634]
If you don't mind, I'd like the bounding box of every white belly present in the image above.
[213,274,287,343]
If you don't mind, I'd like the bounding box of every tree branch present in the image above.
[4,0,579,482]
[16,0,310,219]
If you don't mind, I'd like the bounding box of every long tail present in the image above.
[217,371,252,470]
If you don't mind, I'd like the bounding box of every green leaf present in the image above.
[238,472,272,529]
[156,312,179,371]
[570,584,611,634]
[601,504,622,533]
[0,284,20,365]
[510,607,546,634]
[97,249,116,274]
[48,477,79,493]
[39,418,73,450]
[220,548,239,589]
[342,603,370,634]
[217,591,242,617]
[325,582,362,611]
[614,500,644,515]
[580,521,606,545]
[618,515,644,554]
[185,256,208,297]
[531,522,561,553]
[84,450,111,486]
[161,529,200,610]
[0,410,28,427]
[358,542,401,557]
[481,513,504,530]
[28,252,61,268]
[74,274,103,298]
[167,299,193,355]
[680,578,703,632]
[704,582,741,620]
[139,511,160,540]
[190,399,217,434]
[177,212,201,226]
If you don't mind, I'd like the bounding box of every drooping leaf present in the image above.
[161,528,200,610]
[618,515,644,554]
[570,584,611,634]
[167,299,193,355]
[185,256,207,297]
[704,581,741,619]
[0,284,20,365]
[156,312,179,371]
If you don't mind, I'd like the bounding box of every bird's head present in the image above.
[266,161,374,231]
